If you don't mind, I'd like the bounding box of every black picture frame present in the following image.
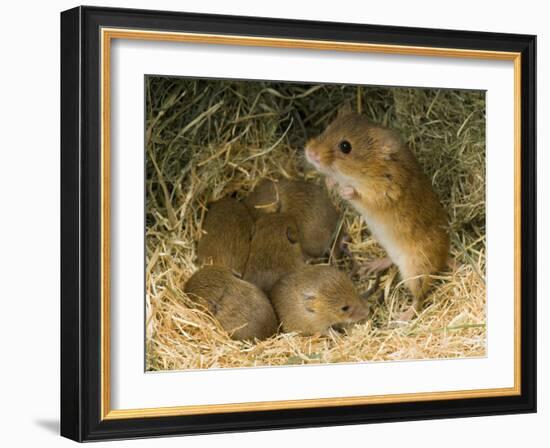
[61,5,536,442]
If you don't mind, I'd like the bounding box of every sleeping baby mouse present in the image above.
[184,265,278,341]
[270,265,370,336]
[243,213,305,293]
[245,178,341,260]
[196,196,254,277]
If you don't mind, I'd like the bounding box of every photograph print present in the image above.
[144,76,486,371]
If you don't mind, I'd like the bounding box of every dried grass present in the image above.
[145,77,486,371]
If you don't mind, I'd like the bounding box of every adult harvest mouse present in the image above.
[270,265,370,336]
[305,109,449,320]
[184,265,278,341]
[245,178,340,259]
[196,196,254,277]
[243,213,305,292]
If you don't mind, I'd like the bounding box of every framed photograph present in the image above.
[60,6,536,442]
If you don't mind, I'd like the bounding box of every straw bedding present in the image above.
[145,77,486,371]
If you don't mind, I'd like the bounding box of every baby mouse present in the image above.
[197,196,254,277]
[184,265,278,341]
[245,178,340,259]
[305,109,449,320]
[270,265,370,336]
[243,213,305,293]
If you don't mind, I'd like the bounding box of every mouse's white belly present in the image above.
[328,171,411,268]
[355,204,408,268]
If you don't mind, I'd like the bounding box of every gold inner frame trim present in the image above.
[100,27,522,421]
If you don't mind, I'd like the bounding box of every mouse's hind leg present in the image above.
[395,273,431,321]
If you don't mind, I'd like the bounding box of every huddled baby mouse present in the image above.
[245,178,340,259]
[305,108,449,320]
[196,196,254,277]
[270,265,370,336]
[184,265,278,341]
[243,213,305,293]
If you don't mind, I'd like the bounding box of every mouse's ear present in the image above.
[336,102,354,119]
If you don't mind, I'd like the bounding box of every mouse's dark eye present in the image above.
[341,305,350,312]
[286,226,298,244]
[304,292,316,313]
[339,140,352,154]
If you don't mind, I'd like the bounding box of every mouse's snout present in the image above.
[350,304,370,322]
[305,143,320,166]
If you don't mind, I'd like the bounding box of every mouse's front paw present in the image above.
[339,185,358,200]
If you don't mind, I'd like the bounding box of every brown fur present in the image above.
[244,179,280,217]
[270,265,369,335]
[245,178,340,258]
[306,112,449,313]
[184,266,278,340]
[196,196,254,276]
[243,213,305,293]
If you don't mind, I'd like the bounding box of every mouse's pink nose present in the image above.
[305,146,320,164]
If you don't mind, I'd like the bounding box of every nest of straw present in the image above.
[145,77,486,371]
